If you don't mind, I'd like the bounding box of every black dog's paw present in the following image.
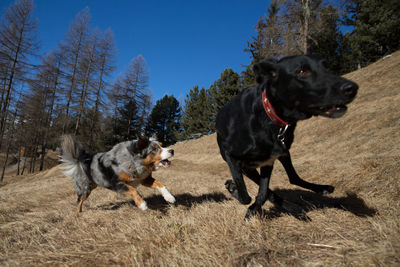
[225,179,236,193]
[239,195,252,205]
[225,180,251,205]
[244,203,262,221]
[312,184,335,194]
[320,185,335,194]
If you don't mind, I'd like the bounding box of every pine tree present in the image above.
[344,0,400,68]
[209,68,241,120]
[146,95,182,146]
[309,4,343,74]
[246,0,283,61]
[115,99,141,142]
[181,86,213,138]
[241,65,256,88]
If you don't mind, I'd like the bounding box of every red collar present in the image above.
[262,89,289,127]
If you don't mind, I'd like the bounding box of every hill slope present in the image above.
[1,52,399,266]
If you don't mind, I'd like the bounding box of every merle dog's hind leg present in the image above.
[77,192,90,213]
[224,154,251,205]
[279,154,334,194]
[76,184,96,213]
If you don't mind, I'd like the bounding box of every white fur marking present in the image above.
[139,201,148,211]
[159,186,176,203]
[160,148,172,160]
[60,164,78,177]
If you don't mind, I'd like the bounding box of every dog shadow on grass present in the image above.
[97,192,230,214]
[260,189,377,221]
[95,189,376,221]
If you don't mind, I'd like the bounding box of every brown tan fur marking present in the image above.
[143,151,163,171]
[119,171,133,183]
[122,184,145,207]
[77,197,87,213]
[76,185,96,213]
[141,177,164,189]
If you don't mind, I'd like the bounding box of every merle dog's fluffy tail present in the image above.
[59,135,91,199]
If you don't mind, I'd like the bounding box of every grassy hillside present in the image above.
[1,52,399,266]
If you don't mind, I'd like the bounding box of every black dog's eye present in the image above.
[297,68,311,78]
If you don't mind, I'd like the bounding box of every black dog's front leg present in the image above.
[224,154,251,205]
[279,153,334,194]
[243,167,307,219]
[245,166,273,220]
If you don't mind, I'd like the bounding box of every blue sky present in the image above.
[0,0,271,105]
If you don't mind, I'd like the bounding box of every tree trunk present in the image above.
[0,143,11,182]
[74,72,90,136]
[16,147,23,176]
[0,106,19,181]
[89,56,106,148]
[302,0,310,54]
[63,32,85,134]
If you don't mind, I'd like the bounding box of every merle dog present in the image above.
[216,55,358,220]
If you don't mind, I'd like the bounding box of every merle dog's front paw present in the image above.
[225,180,251,205]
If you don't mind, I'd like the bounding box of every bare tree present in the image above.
[38,51,63,170]
[59,7,90,134]
[119,55,151,137]
[281,0,330,55]
[0,0,38,150]
[14,50,63,174]
[248,0,340,59]
[73,30,99,135]
[0,96,22,182]
[87,28,116,149]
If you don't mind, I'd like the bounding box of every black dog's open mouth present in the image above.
[313,104,348,118]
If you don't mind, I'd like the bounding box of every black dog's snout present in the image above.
[169,149,174,156]
[340,82,358,98]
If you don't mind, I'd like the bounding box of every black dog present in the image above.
[216,55,358,219]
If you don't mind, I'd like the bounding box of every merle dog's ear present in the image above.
[133,136,149,153]
[253,58,278,84]
[150,133,158,141]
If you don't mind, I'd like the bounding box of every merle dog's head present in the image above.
[254,55,358,120]
[132,136,174,170]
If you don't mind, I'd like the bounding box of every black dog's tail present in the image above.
[59,135,91,198]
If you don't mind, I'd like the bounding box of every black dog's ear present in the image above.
[253,58,278,84]
[133,136,149,153]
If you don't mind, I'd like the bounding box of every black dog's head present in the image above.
[254,55,358,121]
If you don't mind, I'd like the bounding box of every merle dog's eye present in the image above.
[151,144,160,154]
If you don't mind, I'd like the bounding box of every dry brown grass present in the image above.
[1,52,400,266]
